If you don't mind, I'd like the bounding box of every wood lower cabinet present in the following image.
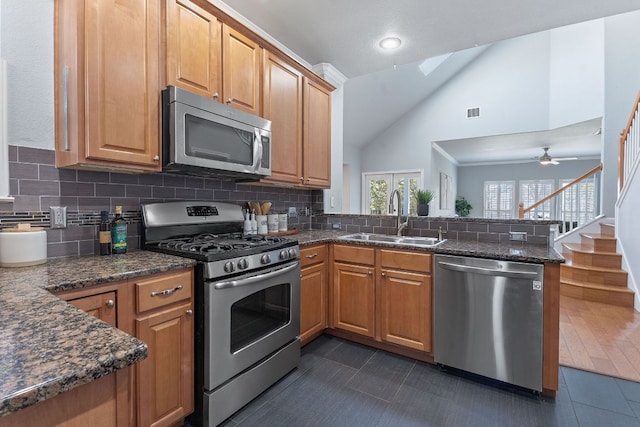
[331,245,433,353]
[55,0,161,172]
[134,269,194,427]
[378,250,432,352]
[300,244,328,345]
[67,291,117,326]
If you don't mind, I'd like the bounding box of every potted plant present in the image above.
[416,189,434,216]
[455,197,473,217]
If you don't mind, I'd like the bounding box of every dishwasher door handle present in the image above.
[437,261,540,279]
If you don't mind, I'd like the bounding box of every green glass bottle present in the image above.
[111,206,127,254]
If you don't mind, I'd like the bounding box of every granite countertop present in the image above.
[295,230,564,263]
[0,251,196,417]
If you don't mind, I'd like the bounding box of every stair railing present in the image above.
[619,90,640,192]
[518,163,602,235]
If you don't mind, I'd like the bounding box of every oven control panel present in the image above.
[187,206,219,216]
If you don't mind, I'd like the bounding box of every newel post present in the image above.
[518,202,525,219]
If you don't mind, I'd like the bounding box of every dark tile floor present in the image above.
[219,335,640,427]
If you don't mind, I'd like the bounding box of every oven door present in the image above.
[204,260,300,390]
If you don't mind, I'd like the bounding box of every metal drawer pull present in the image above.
[305,253,318,259]
[150,285,183,297]
[105,299,115,309]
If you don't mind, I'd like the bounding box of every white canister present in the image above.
[0,224,48,267]
[256,215,268,235]
[267,214,279,233]
[278,213,288,232]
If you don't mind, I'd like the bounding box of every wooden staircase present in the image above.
[560,222,634,307]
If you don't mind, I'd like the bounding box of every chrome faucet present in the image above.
[389,189,409,236]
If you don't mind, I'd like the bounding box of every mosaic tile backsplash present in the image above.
[2,146,552,259]
[1,146,322,258]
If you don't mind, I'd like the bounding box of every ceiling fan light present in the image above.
[379,37,401,49]
[539,158,553,165]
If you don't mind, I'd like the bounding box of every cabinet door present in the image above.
[303,77,331,188]
[262,51,303,185]
[379,269,432,352]
[166,0,221,98]
[67,291,117,327]
[300,262,327,345]
[222,25,262,115]
[84,0,161,168]
[332,262,375,338]
[136,302,194,427]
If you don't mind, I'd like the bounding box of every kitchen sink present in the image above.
[337,233,446,247]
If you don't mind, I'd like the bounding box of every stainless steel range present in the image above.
[141,201,300,427]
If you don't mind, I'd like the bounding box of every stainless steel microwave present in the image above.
[162,86,271,180]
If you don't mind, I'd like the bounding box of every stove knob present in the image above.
[279,250,288,260]
[288,249,297,258]
[261,254,271,265]
[237,258,248,270]
[224,261,235,273]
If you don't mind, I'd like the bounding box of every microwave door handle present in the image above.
[252,129,262,171]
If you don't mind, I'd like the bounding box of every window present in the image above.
[520,180,554,219]
[363,171,421,216]
[559,177,597,229]
[483,181,515,218]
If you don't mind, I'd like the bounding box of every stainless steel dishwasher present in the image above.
[433,254,544,392]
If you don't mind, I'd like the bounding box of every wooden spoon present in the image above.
[261,202,272,215]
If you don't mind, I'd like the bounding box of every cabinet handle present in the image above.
[150,285,183,297]
[105,299,115,309]
[300,177,304,182]
[63,66,70,151]
[368,271,373,275]
[381,272,386,277]
[305,253,318,259]
[213,92,219,99]
[186,309,193,316]
[226,98,232,105]
[153,155,159,161]
[306,178,310,182]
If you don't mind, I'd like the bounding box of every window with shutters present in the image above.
[520,180,554,219]
[483,180,515,218]
[559,178,597,230]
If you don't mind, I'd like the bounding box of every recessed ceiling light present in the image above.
[379,37,401,49]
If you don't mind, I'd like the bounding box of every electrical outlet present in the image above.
[288,207,297,218]
[50,206,67,229]
[332,223,341,230]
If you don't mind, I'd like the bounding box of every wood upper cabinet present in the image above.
[262,52,304,185]
[300,244,328,345]
[302,78,332,188]
[330,245,433,353]
[55,0,161,172]
[165,3,261,115]
[223,25,262,115]
[165,0,221,98]
[134,269,194,427]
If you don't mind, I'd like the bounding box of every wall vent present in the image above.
[466,107,480,118]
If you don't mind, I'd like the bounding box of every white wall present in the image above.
[457,159,601,218]
[357,19,606,210]
[1,0,53,149]
[548,19,605,128]
[343,144,362,213]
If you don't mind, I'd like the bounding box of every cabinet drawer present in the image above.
[379,249,432,273]
[333,244,375,266]
[136,269,193,313]
[300,244,328,268]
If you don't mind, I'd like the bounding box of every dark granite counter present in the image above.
[0,251,196,417]
[296,230,564,263]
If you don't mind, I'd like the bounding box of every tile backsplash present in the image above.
[1,146,322,258]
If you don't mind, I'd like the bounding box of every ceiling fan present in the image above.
[537,147,577,165]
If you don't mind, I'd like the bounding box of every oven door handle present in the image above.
[214,262,299,290]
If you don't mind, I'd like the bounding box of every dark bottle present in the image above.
[111,205,127,254]
[99,210,112,255]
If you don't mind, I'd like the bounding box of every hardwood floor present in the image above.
[560,295,640,382]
